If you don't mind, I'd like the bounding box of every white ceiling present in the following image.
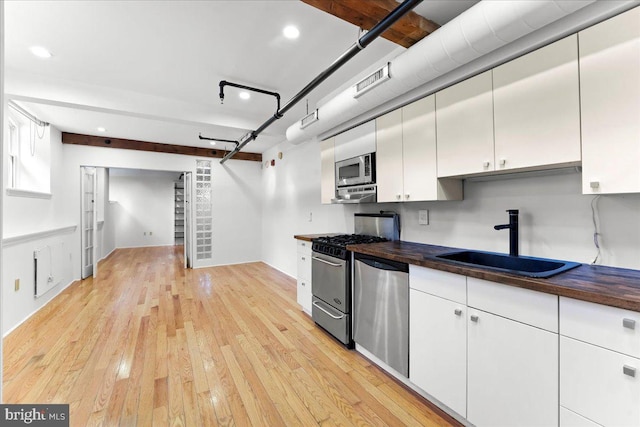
[4,0,477,155]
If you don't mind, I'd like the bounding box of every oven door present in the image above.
[311,252,350,313]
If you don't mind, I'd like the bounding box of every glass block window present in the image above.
[195,160,213,260]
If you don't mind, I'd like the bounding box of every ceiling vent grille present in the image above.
[353,63,391,98]
[300,109,319,129]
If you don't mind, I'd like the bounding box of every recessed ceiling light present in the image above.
[210,141,216,146]
[29,46,53,59]
[239,91,251,100]
[283,25,300,39]
[97,127,107,132]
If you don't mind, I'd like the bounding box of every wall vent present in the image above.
[353,63,391,98]
[300,109,319,129]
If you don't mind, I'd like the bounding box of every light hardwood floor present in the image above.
[3,246,458,426]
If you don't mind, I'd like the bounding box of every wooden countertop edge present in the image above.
[294,233,343,242]
[347,241,640,313]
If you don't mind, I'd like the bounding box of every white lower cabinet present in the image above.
[296,240,312,314]
[409,269,559,426]
[410,289,467,417]
[467,308,559,427]
[560,297,640,427]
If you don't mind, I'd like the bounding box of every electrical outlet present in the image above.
[14,279,20,291]
[419,210,429,225]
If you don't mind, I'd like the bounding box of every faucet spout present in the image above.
[494,209,519,257]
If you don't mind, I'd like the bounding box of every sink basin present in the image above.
[435,250,581,278]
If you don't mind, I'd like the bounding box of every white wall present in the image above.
[261,140,640,278]
[1,0,5,400]
[261,140,359,276]
[2,127,77,336]
[109,169,179,248]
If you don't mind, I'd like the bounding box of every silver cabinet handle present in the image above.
[301,256,306,261]
[301,282,306,287]
[470,314,479,323]
[312,301,344,320]
[454,309,462,316]
[623,318,636,330]
[623,365,636,378]
[312,256,342,267]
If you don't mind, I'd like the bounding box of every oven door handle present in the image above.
[312,300,345,320]
[311,256,343,267]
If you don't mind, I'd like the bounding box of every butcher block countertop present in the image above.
[345,240,640,313]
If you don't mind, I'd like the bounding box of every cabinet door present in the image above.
[334,120,376,162]
[376,109,404,202]
[560,336,640,427]
[493,34,581,171]
[410,289,467,417]
[436,71,494,177]
[579,7,640,194]
[320,137,335,204]
[296,278,312,314]
[402,95,437,202]
[468,309,558,427]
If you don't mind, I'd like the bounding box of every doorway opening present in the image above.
[80,167,193,277]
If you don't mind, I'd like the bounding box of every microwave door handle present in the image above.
[311,256,342,267]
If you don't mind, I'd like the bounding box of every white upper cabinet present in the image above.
[376,108,404,202]
[333,120,376,162]
[579,6,640,194]
[436,71,495,177]
[493,34,581,171]
[320,137,335,204]
[377,96,462,203]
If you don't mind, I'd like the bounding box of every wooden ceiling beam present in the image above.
[302,0,439,48]
[61,132,263,163]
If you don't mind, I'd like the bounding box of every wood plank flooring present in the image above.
[3,246,459,426]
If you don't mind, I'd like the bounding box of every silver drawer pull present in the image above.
[623,318,636,330]
[311,256,342,267]
[623,365,636,378]
[312,301,344,320]
[454,309,462,316]
[470,315,479,323]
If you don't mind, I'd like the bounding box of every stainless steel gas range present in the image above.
[310,213,400,347]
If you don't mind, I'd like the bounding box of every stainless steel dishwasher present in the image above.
[353,252,409,377]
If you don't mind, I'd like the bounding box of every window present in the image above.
[5,109,51,194]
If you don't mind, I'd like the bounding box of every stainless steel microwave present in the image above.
[335,153,375,188]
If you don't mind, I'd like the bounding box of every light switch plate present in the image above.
[419,210,429,225]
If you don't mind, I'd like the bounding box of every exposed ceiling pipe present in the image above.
[219,0,424,164]
[285,0,598,145]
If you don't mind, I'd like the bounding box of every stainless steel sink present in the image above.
[435,250,581,278]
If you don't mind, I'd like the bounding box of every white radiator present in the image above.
[34,243,65,298]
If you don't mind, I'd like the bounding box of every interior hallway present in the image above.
[3,246,457,426]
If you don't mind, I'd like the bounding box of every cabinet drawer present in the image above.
[409,265,466,304]
[468,277,558,332]
[560,407,602,427]
[297,252,311,281]
[560,336,640,427]
[297,239,312,254]
[560,297,640,358]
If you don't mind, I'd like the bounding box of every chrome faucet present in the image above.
[494,209,519,257]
